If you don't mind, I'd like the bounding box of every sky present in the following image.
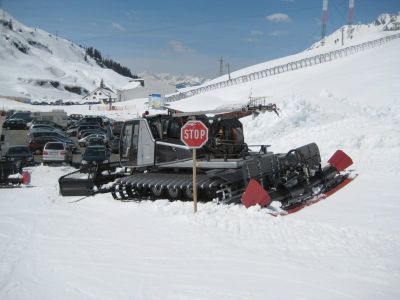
[2,0,399,78]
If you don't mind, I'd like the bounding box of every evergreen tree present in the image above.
[85,45,137,78]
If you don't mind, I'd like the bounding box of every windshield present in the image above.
[45,143,65,150]
[85,148,106,156]
[8,147,30,154]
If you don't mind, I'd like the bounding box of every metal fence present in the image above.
[165,33,400,103]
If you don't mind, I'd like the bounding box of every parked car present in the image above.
[80,130,105,139]
[42,142,73,164]
[29,136,77,154]
[78,133,107,147]
[88,136,108,147]
[67,124,103,137]
[2,118,28,130]
[81,145,111,166]
[29,124,65,134]
[76,125,105,139]
[67,116,103,130]
[78,127,106,139]
[4,146,34,165]
[30,119,65,130]
[8,111,32,122]
[28,130,67,141]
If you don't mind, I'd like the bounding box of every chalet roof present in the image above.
[82,87,117,99]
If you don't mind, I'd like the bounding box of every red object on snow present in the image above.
[328,150,353,172]
[22,170,31,185]
[241,179,272,208]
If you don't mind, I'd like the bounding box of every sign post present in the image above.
[180,120,209,213]
[192,148,197,213]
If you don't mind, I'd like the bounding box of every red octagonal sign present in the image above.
[181,120,209,148]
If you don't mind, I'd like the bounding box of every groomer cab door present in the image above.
[120,119,155,167]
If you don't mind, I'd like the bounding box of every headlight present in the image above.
[81,160,87,164]
[102,160,108,163]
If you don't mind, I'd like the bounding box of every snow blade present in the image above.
[242,179,272,208]
[269,173,358,216]
[328,150,353,172]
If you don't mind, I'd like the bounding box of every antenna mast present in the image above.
[347,0,355,38]
[321,0,329,46]
[219,57,224,76]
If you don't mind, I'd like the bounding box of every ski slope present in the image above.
[1,14,400,300]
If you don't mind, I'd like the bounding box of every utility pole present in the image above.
[219,57,224,76]
[226,63,231,80]
[341,26,344,46]
[321,0,329,46]
[347,0,355,38]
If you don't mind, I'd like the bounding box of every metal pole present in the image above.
[219,57,224,76]
[321,0,329,46]
[192,148,197,213]
[342,27,344,46]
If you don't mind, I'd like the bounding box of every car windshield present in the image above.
[46,143,64,150]
[8,147,30,154]
[86,148,106,156]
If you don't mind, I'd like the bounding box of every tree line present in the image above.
[85,46,137,79]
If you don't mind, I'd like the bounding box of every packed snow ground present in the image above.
[1,19,400,300]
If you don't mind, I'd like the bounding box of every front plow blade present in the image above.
[59,171,94,196]
[282,173,358,215]
[242,179,272,208]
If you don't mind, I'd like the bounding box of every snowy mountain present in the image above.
[309,12,400,50]
[139,72,208,89]
[1,12,400,300]
[0,9,132,101]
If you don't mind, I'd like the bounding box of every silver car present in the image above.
[42,142,73,164]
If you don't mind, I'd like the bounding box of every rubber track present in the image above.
[111,172,229,202]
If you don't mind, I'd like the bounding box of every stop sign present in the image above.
[181,120,209,148]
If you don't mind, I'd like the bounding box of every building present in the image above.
[82,87,117,103]
[117,77,176,102]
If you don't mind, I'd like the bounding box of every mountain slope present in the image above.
[0,9,131,101]
[191,13,400,87]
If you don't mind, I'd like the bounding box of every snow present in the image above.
[120,80,141,90]
[1,12,400,300]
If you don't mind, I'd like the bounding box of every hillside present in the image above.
[0,9,132,101]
